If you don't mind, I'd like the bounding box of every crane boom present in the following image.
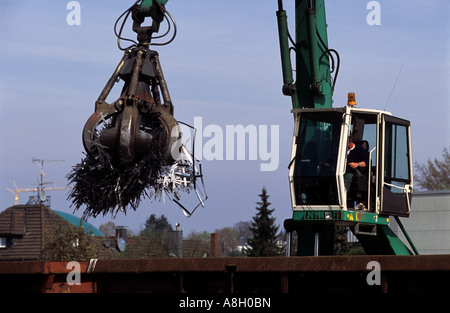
[277,0,337,110]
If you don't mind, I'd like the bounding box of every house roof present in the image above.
[0,204,104,261]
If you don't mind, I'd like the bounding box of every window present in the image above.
[384,122,411,193]
[381,115,412,217]
[292,111,342,205]
[0,237,6,248]
[362,123,377,164]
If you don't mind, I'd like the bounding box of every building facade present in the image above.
[395,190,450,255]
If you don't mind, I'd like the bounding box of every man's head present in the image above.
[348,136,355,149]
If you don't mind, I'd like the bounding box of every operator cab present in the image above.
[289,106,413,217]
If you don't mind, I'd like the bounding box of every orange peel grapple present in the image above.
[68,1,206,219]
[82,47,180,168]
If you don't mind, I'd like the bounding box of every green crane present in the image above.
[276,0,418,256]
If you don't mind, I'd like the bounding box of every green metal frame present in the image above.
[277,0,333,110]
[277,0,417,256]
[287,211,416,256]
[293,211,390,226]
[138,0,168,17]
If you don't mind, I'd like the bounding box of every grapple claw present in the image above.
[68,1,206,219]
[81,47,179,168]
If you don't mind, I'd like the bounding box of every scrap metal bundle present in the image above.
[67,113,166,219]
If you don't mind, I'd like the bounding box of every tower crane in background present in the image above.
[6,182,70,206]
[6,181,38,205]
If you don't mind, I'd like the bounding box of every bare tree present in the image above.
[415,147,450,191]
[99,221,116,237]
[234,221,252,244]
[216,227,239,256]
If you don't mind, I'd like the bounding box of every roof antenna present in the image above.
[384,63,404,111]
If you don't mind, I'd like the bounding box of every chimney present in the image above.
[169,223,183,257]
[115,226,127,252]
[210,233,218,257]
[115,226,127,241]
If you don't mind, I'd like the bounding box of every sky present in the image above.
[0,0,448,236]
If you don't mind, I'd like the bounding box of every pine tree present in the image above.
[246,187,281,256]
[140,214,173,239]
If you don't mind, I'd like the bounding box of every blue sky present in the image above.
[0,0,448,235]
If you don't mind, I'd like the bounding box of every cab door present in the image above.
[379,114,413,217]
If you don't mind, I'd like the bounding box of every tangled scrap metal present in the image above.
[67,122,206,220]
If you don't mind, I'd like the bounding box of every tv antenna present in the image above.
[31,157,65,203]
[4,157,69,205]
